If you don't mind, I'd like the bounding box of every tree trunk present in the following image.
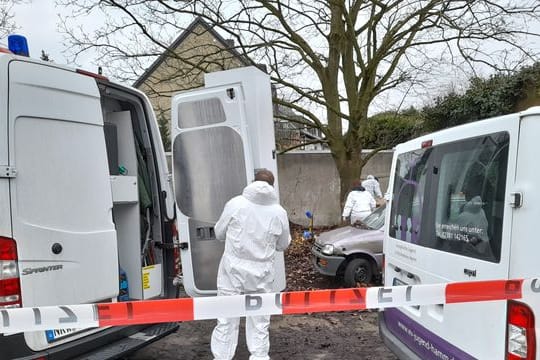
[332,148,364,207]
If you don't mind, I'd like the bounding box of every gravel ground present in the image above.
[129,225,397,360]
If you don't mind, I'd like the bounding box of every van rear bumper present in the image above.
[72,322,178,360]
[0,322,178,360]
[378,311,421,360]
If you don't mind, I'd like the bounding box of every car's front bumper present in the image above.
[311,246,345,276]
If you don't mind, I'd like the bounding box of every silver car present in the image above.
[311,204,386,287]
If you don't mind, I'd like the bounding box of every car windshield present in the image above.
[362,204,386,230]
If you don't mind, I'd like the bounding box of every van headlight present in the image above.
[321,244,334,256]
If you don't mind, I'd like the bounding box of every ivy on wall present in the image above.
[421,62,540,133]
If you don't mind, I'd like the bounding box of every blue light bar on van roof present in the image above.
[8,35,29,57]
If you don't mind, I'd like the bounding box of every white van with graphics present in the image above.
[380,107,540,360]
[0,36,281,359]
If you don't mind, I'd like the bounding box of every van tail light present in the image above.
[507,300,536,360]
[0,237,22,308]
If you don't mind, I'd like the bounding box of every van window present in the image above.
[390,132,509,263]
[389,148,433,244]
[177,98,226,128]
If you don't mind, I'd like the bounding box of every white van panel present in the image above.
[0,181,10,236]
[0,57,11,237]
[8,61,119,351]
[204,67,279,194]
[510,109,540,280]
[173,67,286,297]
[9,61,103,126]
[383,113,521,359]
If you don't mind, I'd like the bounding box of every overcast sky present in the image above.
[12,1,96,70]
[13,2,64,59]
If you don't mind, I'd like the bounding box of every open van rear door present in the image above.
[172,67,286,297]
[8,61,119,350]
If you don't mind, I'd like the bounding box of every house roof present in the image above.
[133,17,251,88]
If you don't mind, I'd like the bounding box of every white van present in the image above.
[0,38,282,359]
[379,107,540,360]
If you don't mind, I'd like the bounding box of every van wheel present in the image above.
[344,258,373,287]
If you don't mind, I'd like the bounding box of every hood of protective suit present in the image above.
[463,196,484,214]
[242,181,278,206]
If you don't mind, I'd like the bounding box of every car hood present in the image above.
[316,226,383,248]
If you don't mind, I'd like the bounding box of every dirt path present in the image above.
[129,310,396,360]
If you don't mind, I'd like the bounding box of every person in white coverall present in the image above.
[211,169,291,360]
[361,174,383,199]
[342,182,376,224]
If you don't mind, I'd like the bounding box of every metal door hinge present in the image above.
[0,166,16,178]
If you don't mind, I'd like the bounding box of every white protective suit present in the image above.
[342,188,376,224]
[455,196,489,245]
[362,175,383,199]
[211,181,291,360]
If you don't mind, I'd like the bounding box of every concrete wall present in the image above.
[166,150,394,227]
[277,150,393,227]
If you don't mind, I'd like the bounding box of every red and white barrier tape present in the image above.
[2,278,538,334]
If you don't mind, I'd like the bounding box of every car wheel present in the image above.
[343,258,373,287]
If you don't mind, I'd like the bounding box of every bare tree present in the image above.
[59,0,540,202]
[0,0,27,40]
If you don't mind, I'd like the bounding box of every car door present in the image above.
[8,60,119,350]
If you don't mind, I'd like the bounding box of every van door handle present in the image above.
[394,267,401,273]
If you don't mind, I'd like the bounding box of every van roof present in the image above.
[395,110,530,153]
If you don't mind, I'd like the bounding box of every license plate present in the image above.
[45,328,80,343]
